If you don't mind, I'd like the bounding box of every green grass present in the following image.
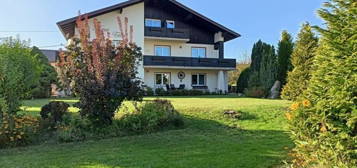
[0,96,293,168]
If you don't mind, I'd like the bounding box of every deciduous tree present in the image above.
[58,15,143,125]
[0,38,40,117]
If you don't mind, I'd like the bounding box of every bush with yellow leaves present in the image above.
[0,114,40,148]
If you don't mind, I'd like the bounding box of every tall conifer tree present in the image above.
[281,23,318,100]
[277,31,294,85]
[248,40,277,92]
[288,1,356,167]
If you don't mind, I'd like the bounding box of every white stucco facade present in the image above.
[69,1,233,93]
[75,2,145,79]
[144,68,228,92]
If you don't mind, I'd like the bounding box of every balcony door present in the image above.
[155,45,171,56]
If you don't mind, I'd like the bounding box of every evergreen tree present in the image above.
[249,41,262,77]
[30,47,58,98]
[277,31,294,85]
[281,23,318,100]
[248,40,277,93]
[259,45,277,91]
[288,1,356,167]
[236,67,250,93]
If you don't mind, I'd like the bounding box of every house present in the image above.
[40,49,59,67]
[40,49,64,97]
[57,0,240,93]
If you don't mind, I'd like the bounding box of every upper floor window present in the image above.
[145,19,161,28]
[166,20,175,29]
[112,40,121,47]
[155,46,171,56]
[192,47,206,58]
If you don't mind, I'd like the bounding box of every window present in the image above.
[145,19,161,28]
[112,40,121,46]
[192,74,206,86]
[155,73,170,86]
[155,46,171,56]
[166,20,175,29]
[192,47,206,58]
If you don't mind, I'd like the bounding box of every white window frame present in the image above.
[145,18,161,28]
[166,20,175,29]
[112,40,121,47]
[155,45,171,56]
[191,47,206,58]
[155,73,171,86]
[192,73,207,86]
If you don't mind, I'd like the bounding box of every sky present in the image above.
[0,0,325,61]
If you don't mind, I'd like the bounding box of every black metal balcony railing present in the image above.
[145,27,190,39]
[143,55,236,68]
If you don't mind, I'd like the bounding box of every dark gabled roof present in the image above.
[57,0,144,38]
[168,0,240,41]
[40,49,59,63]
[57,0,240,41]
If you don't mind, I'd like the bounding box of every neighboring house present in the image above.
[40,49,59,67]
[40,49,64,97]
[0,37,10,44]
[57,0,240,93]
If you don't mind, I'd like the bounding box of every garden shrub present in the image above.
[56,114,125,143]
[154,89,214,97]
[55,117,91,143]
[0,38,40,117]
[187,90,205,96]
[169,90,187,96]
[287,0,357,167]
[118,99,184,133]
[155,88,167,96]
[236,67,250,93]
[0,37,42,149]
[244,87,266,98]
[0,114,40,148]
[144,87,154,96]
[57,15,143,126]
[40,101,70,129]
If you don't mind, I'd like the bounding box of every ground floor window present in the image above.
[192,74,206,86]
[155,73,170,86]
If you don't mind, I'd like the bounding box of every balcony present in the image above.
[143,55,236,69]
[144,27,190,40]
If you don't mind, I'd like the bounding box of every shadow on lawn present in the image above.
[20,98,79,116]
[0,115,293,168]
[147,95,243,99]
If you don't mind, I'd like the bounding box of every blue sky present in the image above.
[0,0,325,61]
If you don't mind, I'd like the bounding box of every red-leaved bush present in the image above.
[57,14,143,126]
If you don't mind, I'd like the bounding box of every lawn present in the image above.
[0,96,293,168]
